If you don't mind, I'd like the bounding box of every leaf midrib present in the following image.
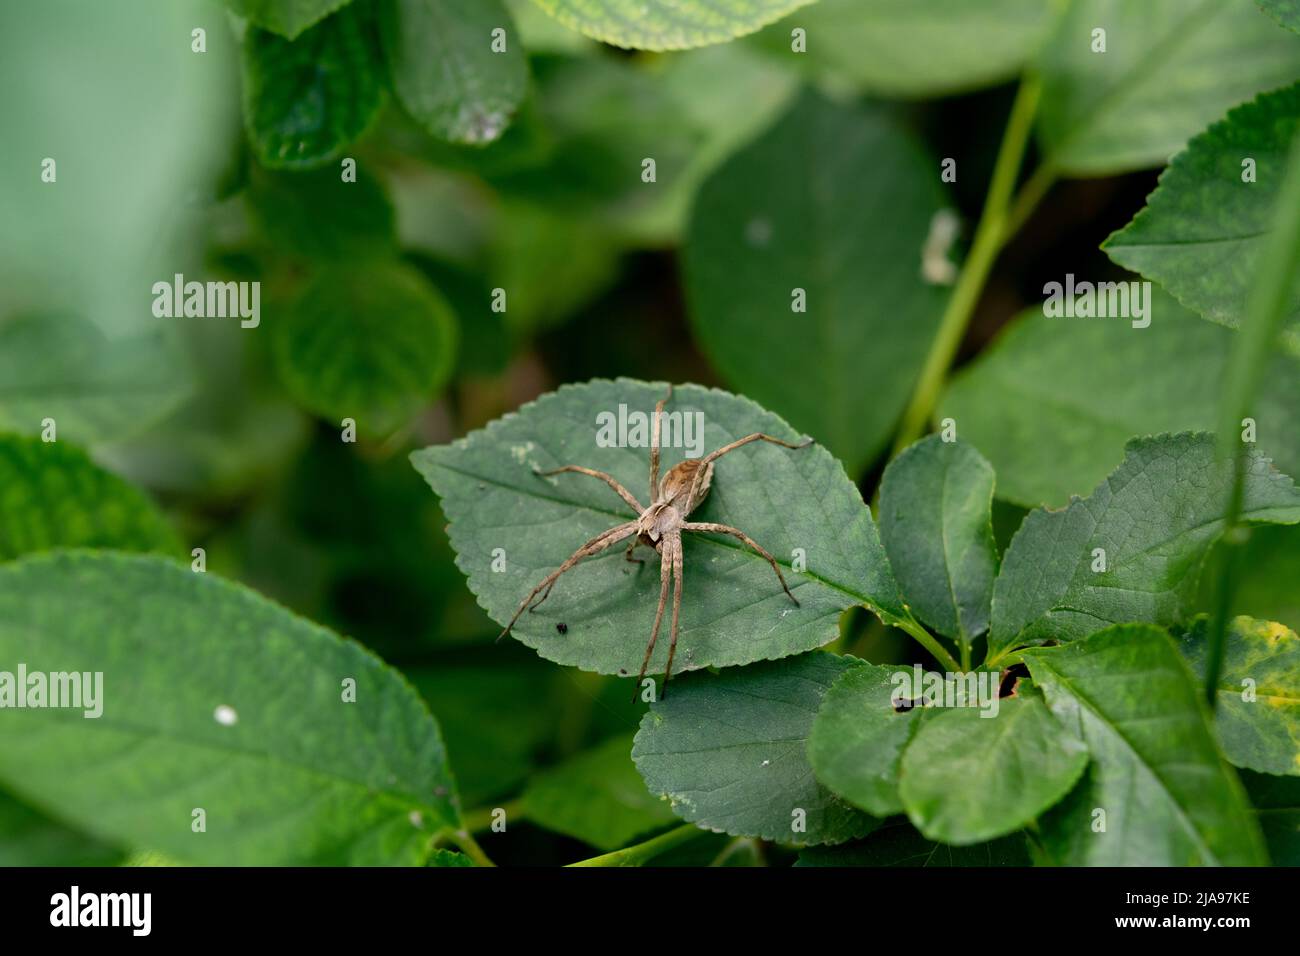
[1028,654,1223,863]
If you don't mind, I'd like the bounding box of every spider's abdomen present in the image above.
[659,458,713,515]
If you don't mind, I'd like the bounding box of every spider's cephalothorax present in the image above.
[498,386,811,697]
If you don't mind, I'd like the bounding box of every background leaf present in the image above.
[409,662,553,804]
[0,315,192,445]
[1104,84,1300,353]
[1243,769,1300,864]
[879,436,997,644]
[1200,526,1300,632]
[684,91,950,475]
[0,434,180,563]
[1036,0,1300,176]
[808,662,927,817]
[989,432,1300,662]
[531,0,814,50]
[221,0,354,39]
[271,260,459,434]
[382,0,528,145]
[752,0,1052,98]
[246,164,396,262]
[898,689,1089,845]
[412,379,909,677]
[941,297,1300,508]
[1259,0,1300,33]
[1179,615,1300,775]
[0,552,460,865]
[1023,624,1267,865]
[797,820,1031,866]
[242,0,385,169]
[523,732,676,850]
[0,791,123,866]
[632,652,877,845]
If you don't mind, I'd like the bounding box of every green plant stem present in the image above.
[999,162,1057,247]
[567,823,705,867]
[897,616,961,672]
[889,74,1044,460]
[1204,131,1300,708]
[447,827,496,867]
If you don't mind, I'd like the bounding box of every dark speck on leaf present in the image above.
[556,622,568,635]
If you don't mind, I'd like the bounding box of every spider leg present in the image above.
[701,432,812,466]
[662,533,685,692]
[683,521,800,606]
[648,385,672,500]
[632,541,674,701]
[498,521,638,640]
[534,465,643,513]
[624,538,645,566]
[684,432,813,508]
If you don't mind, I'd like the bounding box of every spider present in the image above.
[499,386,811,696]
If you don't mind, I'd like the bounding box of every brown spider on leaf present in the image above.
[499,386,812,697]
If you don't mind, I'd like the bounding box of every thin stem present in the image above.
[447,828,496,868]
[897,616,961,673]
[890,74,1044,459]
[567,824,704,867]
[1204,131,1300,707]
[999,162,1057,249]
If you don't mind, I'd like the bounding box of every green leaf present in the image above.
[1037,0,1300,175]
[487,200,621,333]
[1023,624,1267,866]
[411,379,909,677]
[898,690,1089,845]
[271,260,459,435]
[524,733,676,850]
[382,0,528,145]
[752,0,1053,98]
[220,0,354,38]
[1104,84,1300,353]
[797,820,1031,867]
[807,663,926,817]
[531,0,814,50]
[427,848,475,866]
[684,91,950,475]
[0,1,233,338]
[242,0,385,169]
[632,652,878,845]
[988,433,1300,663]
[409,663,553,804]
[246,164,396,262]
[0,791,123,866]
[1178,615,1300,775]
[879,436,997,644]
[1259,0,1300,33]
[1243,769,1300,864]
[0,314,192,445]
[941,298,1300,508]
[0,551,460,865]
[0,434,180,563]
